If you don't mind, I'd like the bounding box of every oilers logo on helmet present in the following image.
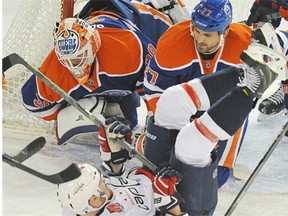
[223,3,231,15]
[56,29,79,55]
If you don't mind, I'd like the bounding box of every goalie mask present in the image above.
[56,164,108,215]
[191,0,232,35]
[54,18,101,84]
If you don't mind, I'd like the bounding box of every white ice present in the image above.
[2,0,288,215]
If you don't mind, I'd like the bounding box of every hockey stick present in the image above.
[225,121,288,216]
[3,137,46,163]
[3,154,81,184]
[2,53,157,172]
[3,136,81,184]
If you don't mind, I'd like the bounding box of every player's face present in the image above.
[88,176,111,209]
[193,27,221,54]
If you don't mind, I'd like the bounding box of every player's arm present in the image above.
[21,50,67,121]
[103,117,188,215]
[98,117,133,176]
[135,165,187,215]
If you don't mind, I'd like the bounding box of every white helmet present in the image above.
[56,164,108,215]
[54,18,101,84]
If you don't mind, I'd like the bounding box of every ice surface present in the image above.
[3,107,288,216]
[2,0,288,215]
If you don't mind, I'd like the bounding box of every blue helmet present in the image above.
[191,0,233,35]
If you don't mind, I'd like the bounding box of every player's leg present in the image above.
[170,46,280,215]
[144,66,241,166]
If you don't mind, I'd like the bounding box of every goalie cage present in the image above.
[2,0,255,135]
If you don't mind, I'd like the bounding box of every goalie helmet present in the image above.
[191,0,232,35]
[56,164,108,215]
[54,18,101,84]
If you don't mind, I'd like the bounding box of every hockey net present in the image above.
[2,0,254,135]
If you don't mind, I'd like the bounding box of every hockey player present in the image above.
[57,163,185,216]
[57,116,185,216]
[85,42,285,215]
[20,0,188,145]
[144,0,254,188]
[246,0,288,122]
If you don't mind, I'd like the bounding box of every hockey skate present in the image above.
[257,84,287,122]
[238,44,280,98]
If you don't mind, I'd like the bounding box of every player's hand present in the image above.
[99,117,132,164]
[136,164,182,196]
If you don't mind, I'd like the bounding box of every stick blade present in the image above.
[16,137,46,162]
[53,163,81,184]
[2,53,18,72]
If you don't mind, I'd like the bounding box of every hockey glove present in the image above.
[135,164,182,196]
[246,0,282,28]
[154,192,186,215]
[99,117,132,165]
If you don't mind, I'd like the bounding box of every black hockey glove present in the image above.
[99,117,132,165]
[246,0,282,27]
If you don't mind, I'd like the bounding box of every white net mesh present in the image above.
[2,0,255,134]
[2,0,64,134]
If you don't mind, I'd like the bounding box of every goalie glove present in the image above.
[135,164,182,196]
[99,117,132,164]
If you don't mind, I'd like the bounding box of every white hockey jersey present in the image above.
[62,174,155,216]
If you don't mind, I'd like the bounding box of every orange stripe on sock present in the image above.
[223,127,242,168]
[181,83,201,109]
[194,118,219,143]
